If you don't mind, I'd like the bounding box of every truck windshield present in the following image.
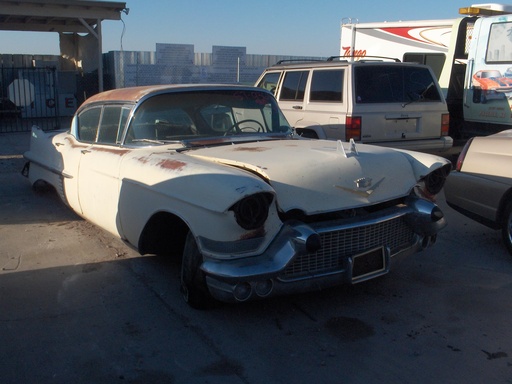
[354,65,442,104]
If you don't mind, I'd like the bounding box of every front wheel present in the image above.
[502,200,512,256]
[180,231,216,309]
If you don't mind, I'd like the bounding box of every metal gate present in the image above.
[0,66,61,133]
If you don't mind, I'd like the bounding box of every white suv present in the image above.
[255,58,452,153]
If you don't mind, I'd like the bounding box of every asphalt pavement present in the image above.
[1,131,512,384]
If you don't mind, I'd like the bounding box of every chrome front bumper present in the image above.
[201,196,446,303]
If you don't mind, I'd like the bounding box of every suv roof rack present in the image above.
[274,59,325,65]
[327,55,401,62]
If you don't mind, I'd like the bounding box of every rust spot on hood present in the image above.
[232,147,269,152]
[136,156,151,164]
[135,156,186,170]
[157,159,187,170]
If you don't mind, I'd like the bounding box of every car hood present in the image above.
[187,139,421,214]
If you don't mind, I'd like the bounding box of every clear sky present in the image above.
[1,0,475,57]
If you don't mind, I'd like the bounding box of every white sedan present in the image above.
[23,84,452,308]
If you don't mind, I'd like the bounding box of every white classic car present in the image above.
[23,84,452,308]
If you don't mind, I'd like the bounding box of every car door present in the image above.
[75,105,130,237]
[274,70,309,127]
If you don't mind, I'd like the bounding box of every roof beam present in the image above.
[0,1,126,23]
[0,0,126,33]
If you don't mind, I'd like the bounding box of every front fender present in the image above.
[395,149,452,180]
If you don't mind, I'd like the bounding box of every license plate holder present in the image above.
[351,246,387,283]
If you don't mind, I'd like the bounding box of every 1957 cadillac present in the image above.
[23,84,452,308]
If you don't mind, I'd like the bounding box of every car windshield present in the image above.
[125,89,292,145]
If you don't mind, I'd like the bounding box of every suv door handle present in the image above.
[292,105,303,110]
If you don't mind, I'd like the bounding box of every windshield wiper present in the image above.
[131,138,166,144]
[402,82,435,108]
[131,138,184,145]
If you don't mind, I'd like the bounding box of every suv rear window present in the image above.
[354,65,442,104]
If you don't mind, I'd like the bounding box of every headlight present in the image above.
[423,164,452,195]
[230,192,273,230]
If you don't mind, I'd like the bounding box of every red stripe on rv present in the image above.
[379,27,425,43]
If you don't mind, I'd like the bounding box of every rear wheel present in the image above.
[502,200,512,256]
[180,231,216,309]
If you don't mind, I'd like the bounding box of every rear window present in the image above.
[354,65,442,104]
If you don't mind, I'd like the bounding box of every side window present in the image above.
[256,72,281,95]
[280,71,309,101]
[97,106,124,144]
[77,107,101,142]
[310,69,343,102]
[117,107,130,143]
[486,21,512,63]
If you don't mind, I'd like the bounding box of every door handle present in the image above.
[81,149,91,154]
[292,105,303,110]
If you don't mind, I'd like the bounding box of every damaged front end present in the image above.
[201,191,446,303]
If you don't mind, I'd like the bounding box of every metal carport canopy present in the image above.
[0,0,128,91]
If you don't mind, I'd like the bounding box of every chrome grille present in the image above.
[283,216,415,279]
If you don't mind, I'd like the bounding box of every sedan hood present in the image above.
[188,139,418,214]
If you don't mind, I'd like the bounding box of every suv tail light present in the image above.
[346,116,361,141]
[441,113,450,136]
[455,138,473,171]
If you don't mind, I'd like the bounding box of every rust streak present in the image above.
[136,156,152,164]
[91,147,131,156]
[65,137,89,149]
[239,227,266,240]
[188,138,232,146]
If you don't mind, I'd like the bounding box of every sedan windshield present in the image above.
[125,89,292,145]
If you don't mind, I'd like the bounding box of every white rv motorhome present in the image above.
[340,18,455,79]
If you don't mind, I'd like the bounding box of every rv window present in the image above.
[403,53,446,80]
